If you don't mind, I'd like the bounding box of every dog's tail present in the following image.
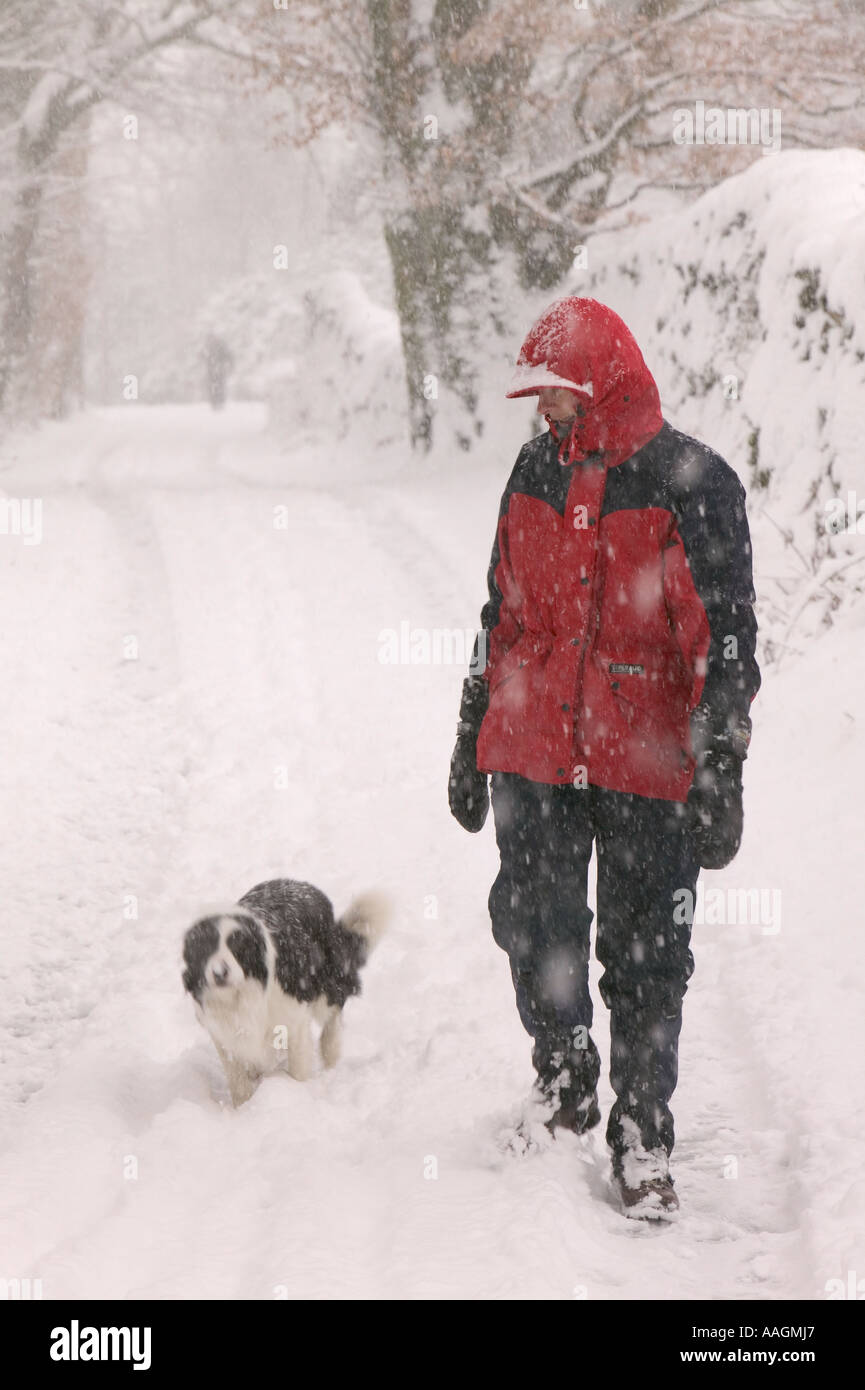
[339,890,392,962]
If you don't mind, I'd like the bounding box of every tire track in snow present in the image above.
[0,426,192,1121]
[674,929,816,1296]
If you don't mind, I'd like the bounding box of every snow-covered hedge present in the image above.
[265,270,408,456]
[577,148,865,664]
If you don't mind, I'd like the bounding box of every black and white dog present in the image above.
[182,879,390,1106]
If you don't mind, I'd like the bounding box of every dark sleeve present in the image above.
[668,441,761,741]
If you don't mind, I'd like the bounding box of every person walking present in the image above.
[448,297,760,1219]
[203,332,234,411]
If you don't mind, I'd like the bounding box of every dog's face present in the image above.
[182,911,269,1005]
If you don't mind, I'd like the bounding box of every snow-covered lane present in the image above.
[0,405,859,1299]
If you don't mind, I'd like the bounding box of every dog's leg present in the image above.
[215,1043,260,1107]
[283,1019,316,1082]
[320,1007,343,1069]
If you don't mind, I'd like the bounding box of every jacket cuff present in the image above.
[457,675,489,735]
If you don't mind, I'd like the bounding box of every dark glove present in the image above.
[448,676,490,833]
[686,707,751,870]
[687,750,744,870]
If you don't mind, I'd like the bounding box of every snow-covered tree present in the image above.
[244,0,865,452]
[0,1,252,421]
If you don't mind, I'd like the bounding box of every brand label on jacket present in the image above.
[609,662,645,675]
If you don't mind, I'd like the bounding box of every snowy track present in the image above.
[0,406,861,1299]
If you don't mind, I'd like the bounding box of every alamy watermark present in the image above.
[1,1277,42,1299]
[49,1321,151,1370]
[673,101,781,154]
[378,623,487,672]
[673,883,781,935]
[824,491,864,536]
[825,1270,865,1300]
[0,496,42,545]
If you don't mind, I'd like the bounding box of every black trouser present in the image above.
[488,771,699,1170]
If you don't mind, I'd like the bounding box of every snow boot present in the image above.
[543,1082,601,1137]
[497,1074,600,1159]
[617,1172,679,1219]
[534,1053,601,1138]
[497,1112,553,1159]
[613,1120,679,1220]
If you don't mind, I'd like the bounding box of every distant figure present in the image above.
[203,333,234,410]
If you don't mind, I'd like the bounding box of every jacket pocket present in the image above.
[601,652,689,726]
[488,646,528,694]
[488,630,551,694]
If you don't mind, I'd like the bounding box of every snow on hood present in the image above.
[505,362,594,397]
[506,296,664,466]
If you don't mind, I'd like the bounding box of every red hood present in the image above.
[506,297,663,467]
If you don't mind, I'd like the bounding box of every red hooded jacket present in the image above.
[473,297,759,802]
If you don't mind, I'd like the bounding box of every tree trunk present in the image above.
[368,0,530,452]
[0,164,43,419]
[385,202,495,451]
[23,117,92,421]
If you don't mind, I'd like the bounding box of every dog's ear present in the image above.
[226,915,269,986]
[182,917,221,998]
